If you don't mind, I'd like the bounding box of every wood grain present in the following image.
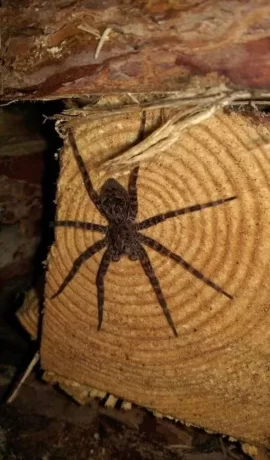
[1,0,270,99]
[43,109,270,447]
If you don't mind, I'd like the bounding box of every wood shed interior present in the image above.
[1,1,270,459]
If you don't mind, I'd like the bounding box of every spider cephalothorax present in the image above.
[52,130,236,337]
[100,179,130,224]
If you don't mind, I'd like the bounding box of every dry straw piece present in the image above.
[43,92,270,446]
[99,94,236,175]
[54,89,270,175]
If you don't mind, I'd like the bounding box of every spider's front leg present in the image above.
[128,166,140,221]
[136,196,237,230]
[68,130,103,214]
[127,111,146,220]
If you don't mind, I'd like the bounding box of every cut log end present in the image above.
[42,108,270,447]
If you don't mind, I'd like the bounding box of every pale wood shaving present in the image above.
[105,394,118,408]
[94,27,112,59]
[89,388,107,398]
[121,400,132,410]
[77,24,101,38]
[6,351,40,404]
[127,93,140,104]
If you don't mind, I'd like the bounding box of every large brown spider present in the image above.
[52,130,236,337]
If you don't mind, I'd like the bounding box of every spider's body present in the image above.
[100,179,130,224]
[52,131,237,337]
[100,178,140,260]
[107,223,139,261]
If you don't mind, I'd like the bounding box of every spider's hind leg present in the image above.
[138,233,233,300]
[96,248,112,330]
[138,244,178,337]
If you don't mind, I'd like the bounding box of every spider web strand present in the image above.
[138,245,178,337]
[51,238,107,299]
[138,233,233,300]
[136,196,237,230]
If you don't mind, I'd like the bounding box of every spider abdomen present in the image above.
[107,222,139,261]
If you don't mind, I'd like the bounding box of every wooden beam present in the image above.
[1,0,270,99]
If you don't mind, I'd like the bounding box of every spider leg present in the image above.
[127,111,146,220]
[68,130,103,213]
[138,233,233,300]
[96,248,112,330]
[137,110,146,142]
[51,238,107,299]
[136,196,237,230]
[128,166,140,220]
[138,244,178,337]
[51,220,107,233]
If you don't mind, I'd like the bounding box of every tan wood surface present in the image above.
[43,108,270,447]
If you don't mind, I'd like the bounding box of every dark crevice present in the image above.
[0,100,64,401]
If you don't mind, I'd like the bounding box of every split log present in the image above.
[1,0,270,99]
[43,106,270,447]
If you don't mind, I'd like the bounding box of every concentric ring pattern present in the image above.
[42,109,270,446]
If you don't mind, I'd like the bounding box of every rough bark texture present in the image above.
[0,107,45,315]
[1,0,270,99]
[43,107,270,447]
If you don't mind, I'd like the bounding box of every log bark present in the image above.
[43,107,270,447]
[0,107,45,314]
[1,0,270,100]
